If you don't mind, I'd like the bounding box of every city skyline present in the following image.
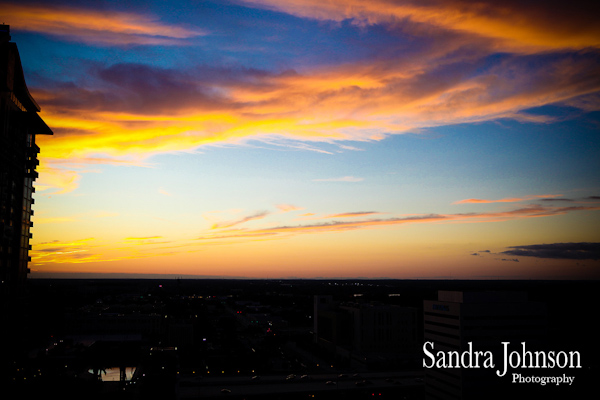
[3,0,599,279]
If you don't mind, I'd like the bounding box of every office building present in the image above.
[314,295,419,367]
[0,25,53,295]
[423,290,547,400]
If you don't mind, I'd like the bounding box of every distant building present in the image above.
[423,291,547,400]
[0,25,52,294]
[313,295,353,352]
[65,311,165,341]
[341,302,418,356]
[314,295,419,367]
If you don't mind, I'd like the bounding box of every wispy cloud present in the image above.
[3,2,204,45]
[454,194,564,204]
[32,210,118,224]
[503,243,600,260]
[35,47,599,194]
[30,202,600,266]
[32,216,77,224]
[539,198,574,202]
[243,0,600,51]
[276,204,304,213]
[34,165,82,194]
[125,236,163,241]
[323,211,382,218]
[28,38,599,193]
[337,144,365,152]
[17,0,599,196]
[211,211,271,229]
[30,238,98,265]
[31,235,191,266]
[123,236,173,247]
[198,204,600,241]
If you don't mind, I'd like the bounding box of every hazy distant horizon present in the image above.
[29,271,597,281]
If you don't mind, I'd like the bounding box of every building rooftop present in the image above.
[437,290,528,303]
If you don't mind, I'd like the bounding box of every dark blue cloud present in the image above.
[503,242,600,260]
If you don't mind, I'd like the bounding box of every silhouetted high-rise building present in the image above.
[0,25,53,295]
[314,295,419,366]
[423,291,547,400]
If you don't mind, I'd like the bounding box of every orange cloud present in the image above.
[36,48,598,192]
[454,194,564,204]
[211,211,271,229]
[198,205,600,241]
[276,204,304,212]
[30,202,600,267]
[30,238,98,265]
[2,2,204,45]
[31,235,193,266]
[38,50,598,158]
[323,211,382,218]
[245,0,600,51]
[26,3,599,194]
[34,164,81,194]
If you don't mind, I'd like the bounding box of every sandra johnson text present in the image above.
[423,341,581,377]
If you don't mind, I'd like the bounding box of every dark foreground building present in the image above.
[423,290,548,400]
[0,24,53,296]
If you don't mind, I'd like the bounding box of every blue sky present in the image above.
[3,0,599,278]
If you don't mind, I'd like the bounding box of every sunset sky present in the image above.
[4,0,599,279]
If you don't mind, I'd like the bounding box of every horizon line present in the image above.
[28,272,597,281]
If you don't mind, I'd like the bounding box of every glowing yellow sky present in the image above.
[4,0,598,278]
